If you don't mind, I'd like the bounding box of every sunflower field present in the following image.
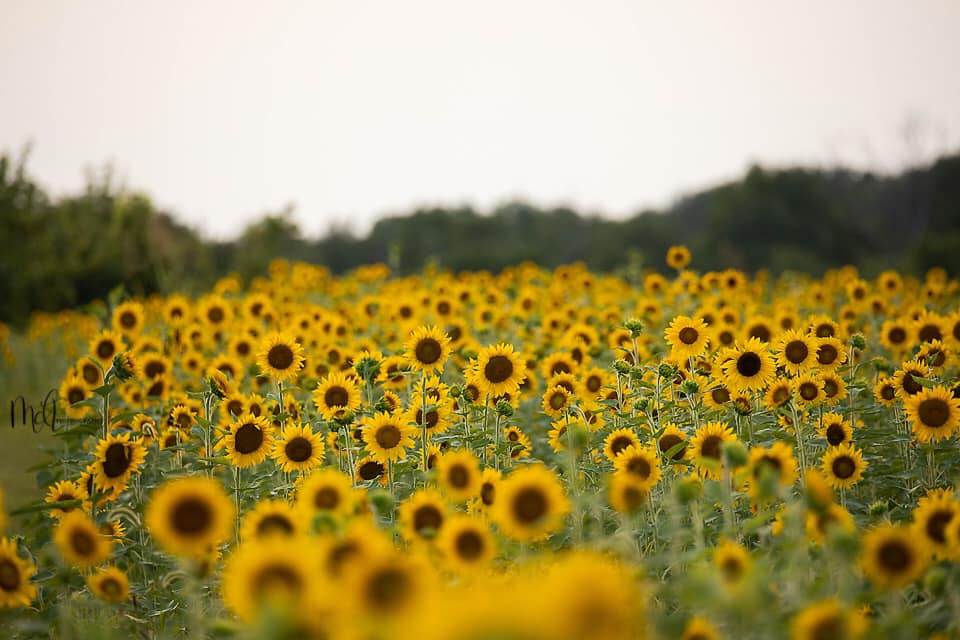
[1,252,960,639]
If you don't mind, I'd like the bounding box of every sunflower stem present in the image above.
[233,466,242,542]
[419,371,429,479]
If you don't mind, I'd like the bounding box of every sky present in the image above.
[1,1,959,239]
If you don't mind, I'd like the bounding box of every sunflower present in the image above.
[89,329,126,367]
[913,310,946,344]
[296,469,356,521]
[666,245,691,269]
[891,359,929,400]
[503,425,532,460]
[690,421,737,480]
[911,488,960,560]
[361,412,416,464]
[805,503,856,544]
[791,598,867,640]
[53,511,113,568]
[398,489,448,542]
[860,525,928,590]
[793,374,824,408]
[721,338,776,392]
[745,441,798,499]
[904,385,960,443]
[492,465,570,542]
[87,566,130,604]
[59,372,91,419]
[819,372,848,406]
[355,457,386,483]
[602,428,641,462]
[473,343,527,397]
[821,443,867,490]
[682,617,721,640]
[346,552,425,620]
[255,332,305,382]
[271,423,325,473]
[880,319,911,354]
[112,301,145,337]
[540,351,579,380]
[437,515,495,571]
[774,329,817,376]
[815,337,847,371]
[818,413,854,447]
[222,538,319,623]
[474,468,501,513]
[241,499,302,541]
[608,473,649,514]
[146,476,235,558]
[763,380,793,410]
[93,432,147,493]
[873,376,897,407]
[435,450,481,502]
[313,371,362,421]
[665,315,711,360]
[45,480,85,519]
[613,445,662,491]
[713,539,751,586]
[0,537,37,608]
[404,325,451,373]
[218,412,275,468]
[541,385,573,418]
[657,424,688,461]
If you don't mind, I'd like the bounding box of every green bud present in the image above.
[495,400,514,418]
[449,385,463,399]
[657,362,677,379]
[924,565,948,596]
[354,356,382,383]
[722,441,748,468]
[368,489,395,518]
[673,475,703,505]
[868,500,889,516]
[680,378,700,396]
[112,353,135,382]
[870,357,892,374]
[624,318,644,338]
[613,359,632,375]
[849,333,866,351]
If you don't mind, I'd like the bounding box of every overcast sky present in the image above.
[2,1,959,239]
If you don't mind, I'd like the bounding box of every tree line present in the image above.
[1,148,958,325]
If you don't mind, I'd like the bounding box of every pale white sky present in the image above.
[1,1,959,238]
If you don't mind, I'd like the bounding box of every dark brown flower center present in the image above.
[484,355,514,383]
[825,424,846,446]
[285,437,313,462]
[207,307,224,324]
[414,338,442,365]
[784,341,808,364]
[365,567,411,613]
[736,352,762,377]
[119,311,137,328]
[96,340,116,360]
[711,387,730,404]
[267,344,295,370]
[925,510,953,544]
[610,436,633,457]
[454,530,485,560]
[235,423,264,454]
[918,324,942,343]
[324,386,349,408]
[678,327,699,345]
[257,514,295,536]
[447,465,470,488]
[659,434,686,460]
[626,456,651,479]
[171,497,213,536]
[823,379,839,398]
[799,382,819,401]
[480,482,496,506]
[878,541,912,572]
[831,457,856,479]
[700,435,722,459]
[918,398,949,427]
[512,487,548,524]
[817,344,838,365]
[375,425,402,449]
[0,560,20,592]
[881,385,895,401]
[71,528,96,556]
[313,487,340,510]
[358,460,384,480]
[253,565,302,599]
[888,327,907,344]
[102,442,131,478]
[68,387,86,405]
[413,505,443,533]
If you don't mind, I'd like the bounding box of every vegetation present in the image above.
[2,148,959,325]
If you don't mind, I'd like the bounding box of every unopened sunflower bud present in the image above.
[368,489,395,518]
[657,362,677,379]
[848,333,866,351]
[613,360,632,375]
[868,500,889,516]
[112,352,135,382]
[680,379,700,396]
[674,475,703,505]
[495,400,514,418]
[722,441,748,469]
[870,357,892,374]
[449,385,463,399]
[924,566,948,596]
[354,356,382,383]
[624,318,644,338]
